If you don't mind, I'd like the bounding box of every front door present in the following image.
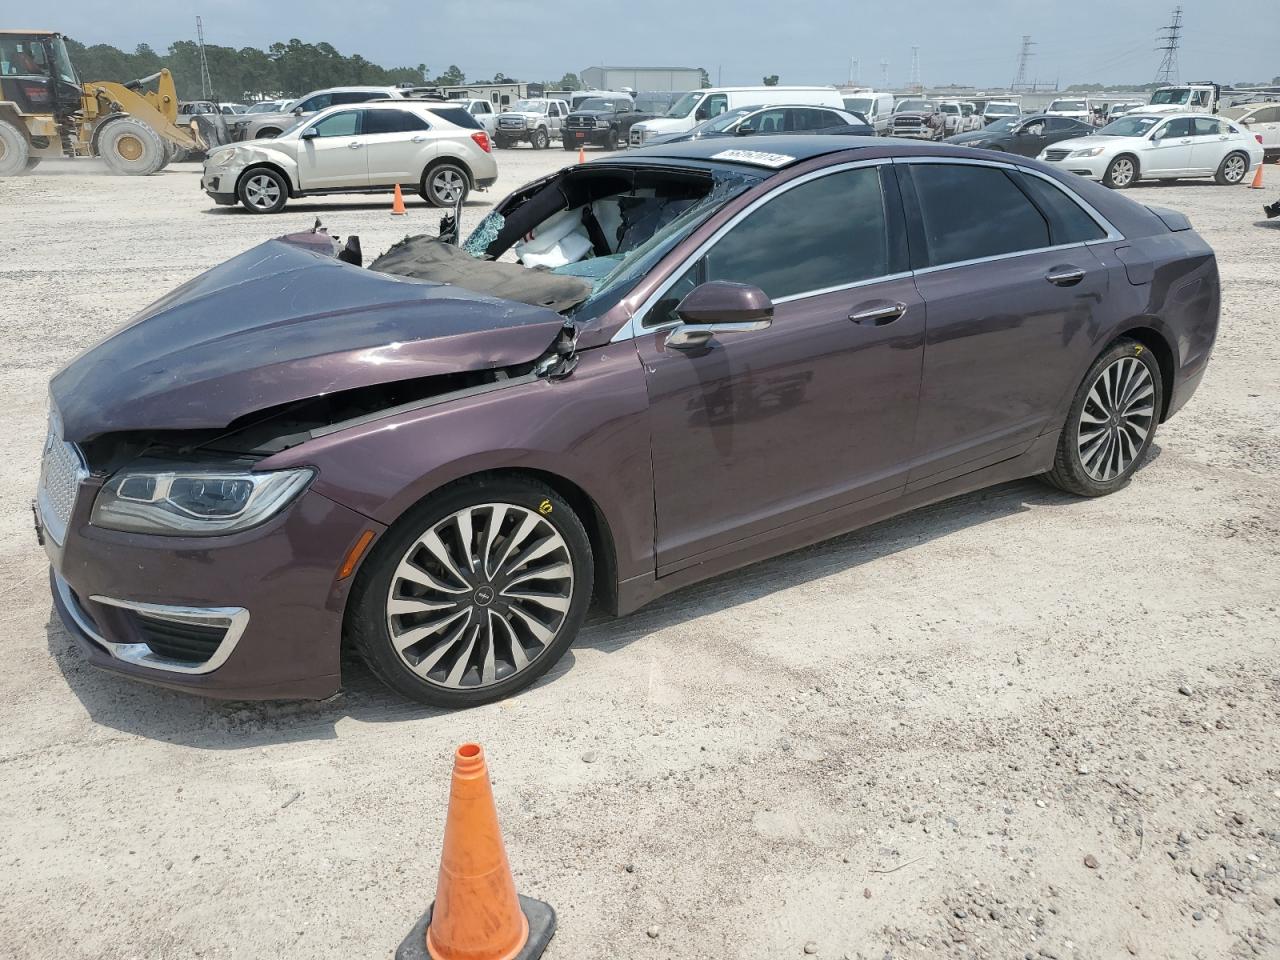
[637,163,925,571]
[298,109,368,189]
[899,160,1111,487]
[1144,117,1195,175]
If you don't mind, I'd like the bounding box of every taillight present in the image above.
[471,131,491,153]
[1256,134,1264,145]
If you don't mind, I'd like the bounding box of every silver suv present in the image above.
[228,86,412,142]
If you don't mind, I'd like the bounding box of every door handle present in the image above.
[347,141,363,149]
[849,301,906,325]
[1046,266,1085,287]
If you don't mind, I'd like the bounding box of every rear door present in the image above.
[636,162,924,571]
[1187,116,1232,173]
[297,109,368,189]
[898,159,1112,489]
[363,107,436,185]
[1145,117,1195,174]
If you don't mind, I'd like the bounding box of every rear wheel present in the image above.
[236,167,288,213]
[347,477,594,708]
[422,161,469,207]
[1042,338,1163,497]
[99,118,167,175]
[0,119,33,176]
[1102,154,1138,189]
[1215,151,1248,185]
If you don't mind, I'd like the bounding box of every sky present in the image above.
[45,0,1279,89]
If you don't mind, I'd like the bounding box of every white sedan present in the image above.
[201,101,498,213]
[1037,112,1263,189]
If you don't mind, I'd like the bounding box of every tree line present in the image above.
[64,36,583,102]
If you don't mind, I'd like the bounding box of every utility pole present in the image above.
[909,46,920,93]
[1011,35,1034,91]
[1154,5,1182,85]
[849,58,860,86]
[880,58,889,89]
[195,16,213,100]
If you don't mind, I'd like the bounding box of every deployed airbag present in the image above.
[371,236,593,312]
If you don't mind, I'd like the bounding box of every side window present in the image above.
[548,103,560,117]
[1193,117,1222,136]
[1044,117,1073,132]
[364,109,429,135]
[909,164,1050,266]
[749,108,786,133]
[309,110,361,138]
[1192,90,1209,107]
[296,93,332,113]
[1163,118,1194,138]
[1257,107,1280,124]
[1022,119,1045,135]
[334,91,378,105]
[704,166,891,301]
[1016,173,1106,245]
[702,94,728,119]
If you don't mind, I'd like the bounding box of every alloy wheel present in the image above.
[431,167,466,204]
[243,173,281,210]
[385,503,574,690]
[1223,154,1246,183]
[1076,356,1155,481]
[1110,157,1134,187]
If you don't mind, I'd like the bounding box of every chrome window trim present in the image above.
[611,157,893,342]
[608,154,1126,344]
[54,572,250,676]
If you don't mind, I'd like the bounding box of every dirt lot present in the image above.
[1,149,1278,960]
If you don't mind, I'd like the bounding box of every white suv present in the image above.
[228,86,412,142]
[202,101,498,213]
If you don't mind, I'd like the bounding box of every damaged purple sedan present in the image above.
[39,136,1219,707]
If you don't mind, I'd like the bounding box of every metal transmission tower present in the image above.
[1154,5,1182,85]
[196,16,213,100]
[1011,35,1035,90]
[880,58,889,89]
[908,46,920,92]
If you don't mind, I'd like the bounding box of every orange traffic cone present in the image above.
[577,146,585,164]
[1248,161,1264,189]
[392,183,408,214]
[396,744,556,960]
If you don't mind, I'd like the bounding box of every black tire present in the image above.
[604,128,619,151]
[495,136,512,149]
[236,166,289,213]
[1214,151,1249,185]
[1102,154,1138,189]
[562,139,575,151]
[531,127,548,150]
[346,476,595,708]
[24,157,40,172]
[1042,337,1164,497]
[0,120,32,176]
[98,118,167,175]
[421,160,470,208]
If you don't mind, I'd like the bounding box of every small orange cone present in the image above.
[396,744,555,960]
[392,183,408,214]
[577,146,585,164]
[1248,161,1264,189]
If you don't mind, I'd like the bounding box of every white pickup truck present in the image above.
[494,98,571,149]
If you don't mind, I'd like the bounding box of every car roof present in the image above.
[622,134,886,169]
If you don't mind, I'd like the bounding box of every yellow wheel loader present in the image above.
[0,29,203,176]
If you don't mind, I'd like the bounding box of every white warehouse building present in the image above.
[580,65,703,92]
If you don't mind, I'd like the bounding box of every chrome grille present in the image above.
[37,420,85,545]
[1043,149,1071,161]
[629,128,644,146]
[566,116,594,129]
[498,116,526,128]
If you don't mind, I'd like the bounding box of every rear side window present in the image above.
[704,166,891,300]
[1192,117,1223,136]
[364,109,430,135]
[333,91,380,105]
[427,107,481,129]
[908,164,1049,266]
[1016,173,1106,244]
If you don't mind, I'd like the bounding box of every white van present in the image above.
[841,91,895,135]
[1045,98,1093,123]
[630,86,843,145]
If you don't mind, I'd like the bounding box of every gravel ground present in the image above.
[0,150,1278,960]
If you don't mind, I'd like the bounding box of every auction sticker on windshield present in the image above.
[710,149,795,168]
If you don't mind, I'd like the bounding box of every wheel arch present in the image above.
[423,151,475,189]
[1111,322,1178,421]
[236,160,298,196]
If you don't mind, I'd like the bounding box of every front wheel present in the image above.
[562,139,575,151]
[237,167,288,213]
[1215,152,1249,185]
[347,477,594,708]
[1102,154,1137,189]
[604,129,619,150]
[0,120,31,176]
[1042,338,1163,497]
[98,118,167,175]
[422,161,469,207]
[530,127,548,150]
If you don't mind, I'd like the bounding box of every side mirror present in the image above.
[735,124,755,136]
[292,107,304,116]
[301,128,318,139]
[665,281,773,349]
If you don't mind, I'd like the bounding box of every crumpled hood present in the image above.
[51,239,567,442]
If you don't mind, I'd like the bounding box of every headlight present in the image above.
[596,119,611,128]
[1070,146,1105,158]
[209,149,236,167]
[91,464,314,536]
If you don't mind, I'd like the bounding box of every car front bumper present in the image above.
[201,164,244,203]
[41,479,384,701]
[1039,154,1109,179]
[563,128,610,146]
